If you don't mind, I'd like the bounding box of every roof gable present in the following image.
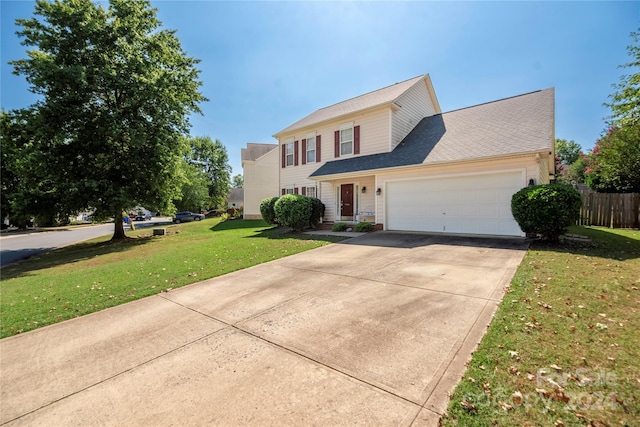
[241,143,278,162]
[274,75,431,136]
[310,88,554,178]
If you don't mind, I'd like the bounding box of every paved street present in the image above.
[0,219,171,267]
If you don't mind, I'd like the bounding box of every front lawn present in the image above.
[0,219,344,338]
[441,226,640,426]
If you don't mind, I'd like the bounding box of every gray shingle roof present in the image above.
[274,75,428,136]
[241,143,278,162]
[310,88,554,178]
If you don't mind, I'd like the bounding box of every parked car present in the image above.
[134,215,148,221]
[173,212,204,223]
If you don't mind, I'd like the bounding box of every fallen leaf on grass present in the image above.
[508,350,519,357]
[482,382,491,394]
[511,391,523,405]
[550,364,562,371]
[536,388,551,398]
[508,366,520,375]
[526,373,536,381]
[460,399,477,412]
[555,421,565,427]
[498,401,513,411]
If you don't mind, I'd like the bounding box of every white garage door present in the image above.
[386,171,524,236]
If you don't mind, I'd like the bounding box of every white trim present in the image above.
[382,168,527,185]
[308,151,546,181]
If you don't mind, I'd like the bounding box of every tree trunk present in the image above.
[112,211,126,241]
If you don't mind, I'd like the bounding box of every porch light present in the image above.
[376,188,382,196]
[361,186,366,193]
[528,178,535,186]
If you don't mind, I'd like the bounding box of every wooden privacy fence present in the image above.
[577,191,640,228]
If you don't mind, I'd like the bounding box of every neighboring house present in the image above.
[273,74,555,237]
[241,143,279,219]
[227,188,244,210]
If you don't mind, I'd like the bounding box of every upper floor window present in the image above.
[340,127,353,156]
[285,142,294,166]
[306,135,316,163]
[334,123,358,158]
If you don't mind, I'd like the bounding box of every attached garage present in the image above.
[386,170,525,236]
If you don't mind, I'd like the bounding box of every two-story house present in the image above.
[273,74,555,237]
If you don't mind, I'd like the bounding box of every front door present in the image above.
[340,184,354,218]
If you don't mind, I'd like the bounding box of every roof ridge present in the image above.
[315,74,427,113]
[444,88,553,114]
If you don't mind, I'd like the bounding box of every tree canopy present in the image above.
[584,125,640,193]
[555,138,582,166]
[9,0,206,239]
[605,30,640,127]
[585,29,640,193]
[554,138,585,185]
[231,174,244,188]
[183,136,231,209]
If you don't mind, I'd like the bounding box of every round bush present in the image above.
[354,222,374,232]
[259,196,279,225]
[309,197,325,228]
[274,194,312,231]
[511,184,582,241]
[332,222,348,232]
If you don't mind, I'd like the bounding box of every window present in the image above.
[305,186,316,198]
[340,127,353,155]
[306,135,316,163]
[285,142,294,166]
[285,188,294,195]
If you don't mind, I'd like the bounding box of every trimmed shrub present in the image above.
[309,197,325,228]
[511,184,582,241]
[259,196,279,225]
[354,222,374,232]
[274,194,312,231]
[332,222,348,232]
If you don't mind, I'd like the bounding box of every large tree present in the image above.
[231,174,244,189]
[584,125,640,193]
[184,136,231,209]
[10,0,206,239]
[555,138,582,166]
[554,138,583,184]
[605,30,640,127]
[585,29,640,193]
[174,162,210,213]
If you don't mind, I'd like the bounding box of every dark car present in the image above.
[173,211,205,223]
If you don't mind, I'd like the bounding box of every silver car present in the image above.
[173,212,205,223]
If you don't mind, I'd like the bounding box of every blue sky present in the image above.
[1,1,638,176]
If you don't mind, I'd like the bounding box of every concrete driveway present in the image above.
[0,232,528,426]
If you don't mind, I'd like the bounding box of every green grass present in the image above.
[441,226,640,427]
[0,219,344,338]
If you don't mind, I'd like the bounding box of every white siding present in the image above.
[391,80,437,150]
[539,157,551,184]
[279,107,391,192]
[242,148,279,219]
